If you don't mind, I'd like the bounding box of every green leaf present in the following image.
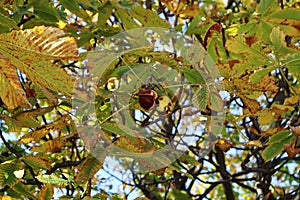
[238,20,257,34]
[285,52,300,67]
[268,130,292,144]
[0,12,18,32]
[226,37,265,60]
[11,182,37,199]
[262,131,294,161]
[258,0,277,16]
[60,0,80,15]
[0,160,21,187]
[186,15,207,35]
[270,27,295,55]
[269,8,300,20]
[115,7,139,30]
[183,69,205,84]
[192,87,208,111]
[249,68,271,84]
[130,4,169,28]
[253,20,273,43]
[36,174,70,187]
[34,0,60,22]
[100,122,136,137]
[97,2,113,26]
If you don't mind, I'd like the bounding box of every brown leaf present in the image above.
[204,23,222,48]
[289,124,300,137]
[245,36,258,47]
[284,143,300,159]
[238,93,261,114]
[216,139,233,152]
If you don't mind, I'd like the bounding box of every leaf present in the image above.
[192,87,208,111]
[115,7,139,30]
[238,93,261,114]
[270,27,295,55]
[21,155,51,170]
[268,130,291,144]
[249,68,272,84]
[268,8,300,20]
[285,52,300,70]
[178,154,201,166]
[36,174,70,187]
[19,120,66,144]
[0,26,78,96]
[4,106,54,131]
[130,4,169,28]
[97,2,113,26]
[60,0,89,19]
[35,185,53,200]
[31,140,66,152]
[183,69,205,84]
[258,0,277,16]
[0,59,31,109]
[257,109,273,125]
[100,122,136,137]
[226,36,265,60]
[246,140,263,148]
[0,12,18,32]
[289,125,300,137]
[262,131,294,161]
[114,136,144,153]
[0,160,21,187]
[178,4,200,18]
[75,154,104,183]
[10,182,36,199]
[209,89,224,112]
[34,0,60,22]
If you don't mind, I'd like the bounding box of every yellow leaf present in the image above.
[35,185,54,200]
[284,95,298,106]
[0,196,19,200]
[19,120,66,144]
[178,4,200,18]
[257,109,274,125]
[0,59,31,109]
[246,140,263,147]
[57,20,67,29]
[238,93,261,114]
[114,136,144,153]
[0,26,78,97]
[31,140,66,152]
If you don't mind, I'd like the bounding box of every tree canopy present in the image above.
[0,0,300,199]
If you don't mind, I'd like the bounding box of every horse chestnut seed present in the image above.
[137,89,158,111]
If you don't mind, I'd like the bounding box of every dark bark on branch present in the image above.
[215,146,235,200]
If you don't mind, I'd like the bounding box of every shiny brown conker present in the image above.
[137,88,158,111]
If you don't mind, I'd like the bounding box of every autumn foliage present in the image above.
[0,0,300,199]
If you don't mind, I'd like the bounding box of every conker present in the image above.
[137,89,158,111]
